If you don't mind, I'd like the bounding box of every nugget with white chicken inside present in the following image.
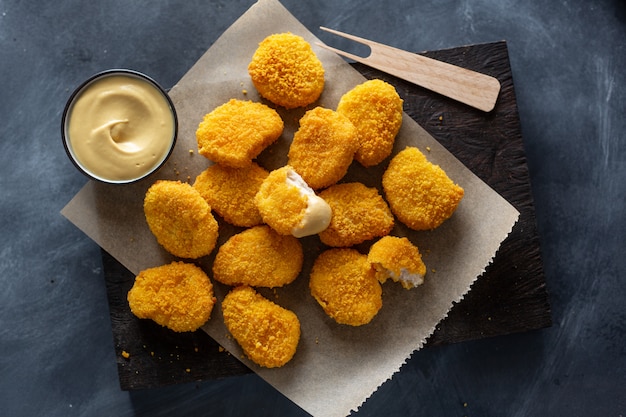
[368,236,427,289]
[318,182,394,247]
[382,146,464,230]
[309,248,382,326]
[255,166,332,237]
[287,107,359,190]
[222,285,300,368]
[213,225,303,288]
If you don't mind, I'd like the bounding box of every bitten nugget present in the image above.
[195,99,283,167]
[222,286,300,368]
[193,162,269,227]
[309,248,382,326]
[287,107,359,189]
[318,182,394,247]
[382,147,464,230]
[213,225,303,288]
[248,33,325,109]
[368,236,426,289]
[255,166,332,237]
[127,262,216,332]
[144,180,219,259]
[337,79,403,167]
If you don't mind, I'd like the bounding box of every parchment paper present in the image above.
[61,1,519,416]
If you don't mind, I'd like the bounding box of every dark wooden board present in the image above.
[102,40,551,390]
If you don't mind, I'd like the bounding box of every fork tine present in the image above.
[317,27,375,64]
[319,26,375,48]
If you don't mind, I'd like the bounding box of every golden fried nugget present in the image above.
[255,166,332,237]
[337,79,403,167]
[318,182,394,247]
[287,107,359,189]
[127,261,216,332]
[382,147,464,230]
[144,180,219,259]
[193,162,269,227]
[309,248,382,326]
[248,33,325,109]
[368,236,426,289]
[222,286,300,368]
[196,99,283,168]
[213,225,303,288]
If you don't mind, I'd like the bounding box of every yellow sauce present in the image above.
[66,73,176,182]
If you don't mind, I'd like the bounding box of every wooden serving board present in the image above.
[102,41,552,390]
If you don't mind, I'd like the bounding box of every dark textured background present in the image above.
[1,1,625,416]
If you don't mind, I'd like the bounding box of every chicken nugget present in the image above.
[318,182,394,247]
[127,261,216,332]
[337,79,403,167]
[193,162,268,227]
[287,107,359,189]
[196,99,283,168]
[144,180,219,259]
[255,166,332,237]
[309,248,382,326]
[213,225,303,288]
[248,33,325,109]
[222,285,300,368]
[368,236,426,289]
[382,146,464,230]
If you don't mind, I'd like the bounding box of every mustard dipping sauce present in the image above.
[63,71,177,183]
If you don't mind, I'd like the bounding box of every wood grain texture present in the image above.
[102,41,551,390]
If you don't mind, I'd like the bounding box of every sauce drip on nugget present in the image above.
[248,33,325,109]
[255,166,332,238]
[144,180,219,259]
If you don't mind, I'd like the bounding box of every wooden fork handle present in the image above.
[365,42,501,112]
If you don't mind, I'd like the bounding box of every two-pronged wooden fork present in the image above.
[317,27,501,112]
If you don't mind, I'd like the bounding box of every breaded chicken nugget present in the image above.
[318,182,394,247]
[144,180,219,259]
[222,285,300,368]
[309,248,382,326]
[248,33,325,109]
[382,147,464,230]
[196,99,283,168]
[287,107,359,190]
[255,166,332,237]
[127,261,216,332]
[368,236,426,289]
[193,162,268,227]
[213,225,303,288]
[337,79,403,167]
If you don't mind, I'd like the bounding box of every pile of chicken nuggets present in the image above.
[127,32,464,368]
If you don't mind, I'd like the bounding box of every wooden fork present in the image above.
[317,27,501,112]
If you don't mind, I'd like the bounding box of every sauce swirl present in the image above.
[64,72,176,183]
